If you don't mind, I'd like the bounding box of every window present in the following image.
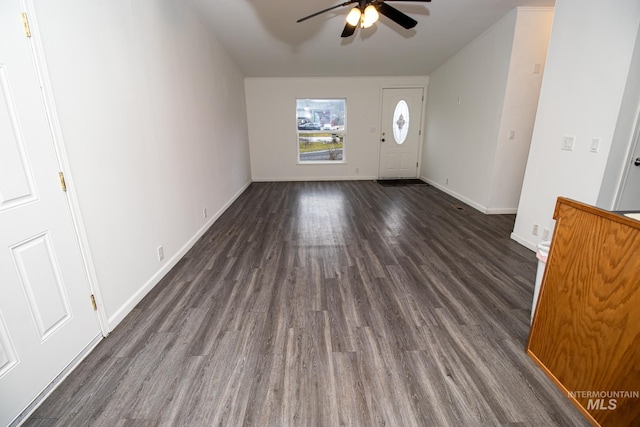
[392,100,409,145]
[296,99,346,163]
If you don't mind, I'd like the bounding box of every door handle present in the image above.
[635,157,640,166]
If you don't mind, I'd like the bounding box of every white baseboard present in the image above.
[485,207,518,215]
[419,176,517,215]
[107,180,252,330]
[510,232,537,252]
[420,176,489,213]
[251,176,377,182]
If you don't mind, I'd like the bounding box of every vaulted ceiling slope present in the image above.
[189,0,555,77]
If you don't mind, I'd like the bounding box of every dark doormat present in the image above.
[377,179,429,187]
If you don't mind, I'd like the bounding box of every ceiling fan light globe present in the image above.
[346,7,362,26]
[361,4,379,28]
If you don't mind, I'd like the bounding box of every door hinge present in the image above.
[58,172,67,192]
[416,162,419,168]
[21,13,31,38]
[90,294,97,311]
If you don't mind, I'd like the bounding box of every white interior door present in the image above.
[0,5,101,425]
[378,88,424,179]
[617,125,640,210]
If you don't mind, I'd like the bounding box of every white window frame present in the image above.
[296,98,346,164]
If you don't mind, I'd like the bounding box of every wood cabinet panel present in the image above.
[527,198,640,427]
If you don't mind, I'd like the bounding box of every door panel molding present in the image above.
[0,313,18,378]
[11,232,72,341]
[0,63,38,211]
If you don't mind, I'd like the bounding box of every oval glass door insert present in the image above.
[392,100,409,145]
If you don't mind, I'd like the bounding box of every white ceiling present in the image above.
[189,0,555,78]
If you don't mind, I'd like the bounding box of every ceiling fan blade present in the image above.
[384,0,432,3]
[341,21,358,38]
[297,1,357,23]
[376,2,418,29]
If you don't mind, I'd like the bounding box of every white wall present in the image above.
[245,76,428,181]
[420,10,516,212]
[512,0,640,250]
[33,0,251,328]
[488,9,554,212]
[597,22,640,210]
[421,8,553,214]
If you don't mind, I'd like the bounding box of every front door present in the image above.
[0,5,101,425]
[378,88,424,179]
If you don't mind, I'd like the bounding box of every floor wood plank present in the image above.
[24,181,589,426]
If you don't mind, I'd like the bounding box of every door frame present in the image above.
[377,85,428,179]
[21,0,109,335]
[614,108,640,209]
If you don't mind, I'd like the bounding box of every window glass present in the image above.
[392,100,409,145]
[297,99,346,163]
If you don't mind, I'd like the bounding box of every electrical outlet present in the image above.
[203,208,208,219]
[532,224,539,236]
[542,228,551,241]
[157,246,164,261]
[508,130,515,140]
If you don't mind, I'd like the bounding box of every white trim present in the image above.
[296,161,348,165]
[485,207,518,215]
[420,176,489,213]
[510,232,537,252]
[107,180,252,330]
[9,333,102,427]
[419,176,517,215]
[21,0,110,335]
[251,176,377,182]
[516,6,555,13]
[613,108,640,209]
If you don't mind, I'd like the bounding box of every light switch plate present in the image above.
[562,136,575,151]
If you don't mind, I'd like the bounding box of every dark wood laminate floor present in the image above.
[25,181,589,426]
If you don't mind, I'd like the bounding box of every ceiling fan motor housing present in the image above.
[297,0,431,37]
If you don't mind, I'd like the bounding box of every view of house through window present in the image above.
[296,99,346,162]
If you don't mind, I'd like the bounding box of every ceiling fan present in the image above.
[297,0,432,38]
